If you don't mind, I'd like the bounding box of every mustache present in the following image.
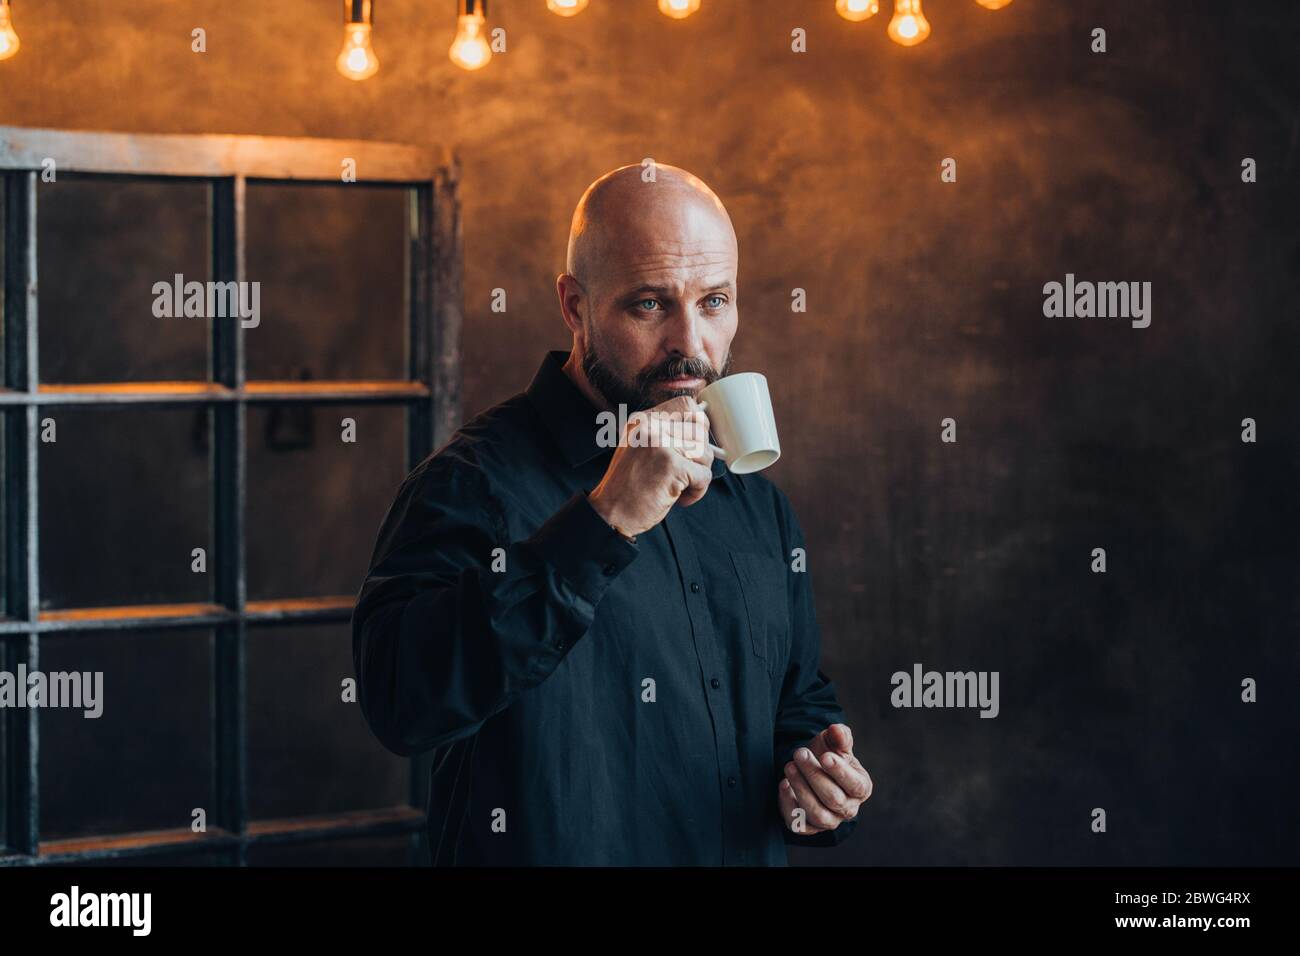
[637,355,720,387]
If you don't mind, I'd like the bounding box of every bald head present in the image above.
[557,162,740,412]
[565,163,738,296]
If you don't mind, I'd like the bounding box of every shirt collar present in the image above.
[525,349,728,481]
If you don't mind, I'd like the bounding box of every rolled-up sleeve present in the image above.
[351,453,638,757]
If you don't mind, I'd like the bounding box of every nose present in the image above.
[661,306,706,360]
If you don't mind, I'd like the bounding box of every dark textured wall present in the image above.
[5,0,1298,865]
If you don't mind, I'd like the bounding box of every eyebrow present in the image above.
[620,281,735,301]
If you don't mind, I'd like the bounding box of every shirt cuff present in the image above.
[527,490,639,606]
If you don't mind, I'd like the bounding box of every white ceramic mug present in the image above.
[695,372,781,474]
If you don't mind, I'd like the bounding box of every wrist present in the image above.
[586,489,638,542]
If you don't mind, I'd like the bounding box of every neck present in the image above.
[562,348,613,413]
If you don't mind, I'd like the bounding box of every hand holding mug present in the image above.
[587,395,715,538]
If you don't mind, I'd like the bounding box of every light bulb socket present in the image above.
[459,0,488,18]
[343,0,374,27]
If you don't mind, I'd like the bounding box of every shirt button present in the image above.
[710,677,720,689]
[690,582,700,593]
[727,776,737,788]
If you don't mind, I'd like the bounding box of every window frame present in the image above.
[0,125,462,866]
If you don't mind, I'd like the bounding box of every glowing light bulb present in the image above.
[449,13,491,71]
[547,0,589,15]
[887,0,930,46]
[835,0,879,22]
[975,0,1013,8]
[658,0,701,20]
[337,24,379,80]
[336,1,378,81]
[0,0,20,62]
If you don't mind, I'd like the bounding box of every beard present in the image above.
[581,341,732,412]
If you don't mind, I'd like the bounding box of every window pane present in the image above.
[37,177,209,384]
[247,623,408,821]
[0,642,10,851]
[0,409,9,617]
[39,628,212,841]
[38,407,211,610]
[246,404,406,601]
[0,692,6,850]
[245,183,407,381]
[0,181,6,386]
[247,833,412,866]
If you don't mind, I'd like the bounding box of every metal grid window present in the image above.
[0,126,463,865]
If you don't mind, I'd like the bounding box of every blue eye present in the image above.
[705,295,727,309]
[635,298,661,312]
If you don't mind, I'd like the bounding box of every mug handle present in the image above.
[694,400,728,460]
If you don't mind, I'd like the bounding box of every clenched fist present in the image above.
[586,395,716,538]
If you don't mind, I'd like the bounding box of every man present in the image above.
[352,162,871,865]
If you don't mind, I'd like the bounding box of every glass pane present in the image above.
[247,622,408,821]
[0,641,10,851]
[38,407,211,610]
[39,628,212,841]
[0,181,6,390]
[0,408,8,618]
[246,404,406,601]
[0,678,6,850]
[245,183,407,381]
[37,177,209,384]
[247,833,412,866]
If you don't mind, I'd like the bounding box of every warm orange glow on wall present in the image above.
[888,0,930,46]
[658,0,701,20]
[836,0,879,22]
[975,0,1014,9]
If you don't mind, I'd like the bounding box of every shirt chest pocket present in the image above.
[729,551,791,678]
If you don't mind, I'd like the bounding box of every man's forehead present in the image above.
[602,236,735,278]
[605,266,736,296]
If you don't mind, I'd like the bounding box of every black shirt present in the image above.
[352,349,857,864]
